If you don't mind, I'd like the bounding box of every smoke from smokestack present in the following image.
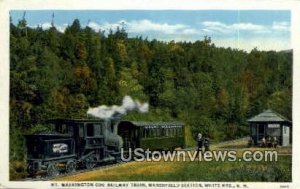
[87,96,149,119]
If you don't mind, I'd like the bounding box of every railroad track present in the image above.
[20,161,131,181]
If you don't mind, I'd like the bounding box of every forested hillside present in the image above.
[10,18,292,160]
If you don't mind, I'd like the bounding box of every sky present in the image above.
[10,10,291,52]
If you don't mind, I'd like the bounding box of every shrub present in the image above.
[10,160,27,180]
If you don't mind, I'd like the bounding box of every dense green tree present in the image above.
[9,18,292,161]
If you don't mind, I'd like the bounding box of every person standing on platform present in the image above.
[197,133,203,154]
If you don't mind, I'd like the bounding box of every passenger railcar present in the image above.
[118,121,185,152]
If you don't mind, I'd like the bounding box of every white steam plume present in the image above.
[87,96,149,119]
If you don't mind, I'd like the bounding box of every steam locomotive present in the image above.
[25,118,184,177]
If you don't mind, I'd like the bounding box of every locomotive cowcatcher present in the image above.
[25,118,123,177]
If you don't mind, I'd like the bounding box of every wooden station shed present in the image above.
[247,109,292,146]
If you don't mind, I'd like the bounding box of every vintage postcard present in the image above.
[1,0,300,189]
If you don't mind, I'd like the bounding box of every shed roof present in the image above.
[247,109,291,123]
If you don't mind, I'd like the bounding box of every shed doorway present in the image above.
[258,124,265,140]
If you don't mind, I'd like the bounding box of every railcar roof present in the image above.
[47,118,107,123]
[120,121,184,127]
[25,130,71,137]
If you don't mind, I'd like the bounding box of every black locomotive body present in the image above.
[25,118,122,177]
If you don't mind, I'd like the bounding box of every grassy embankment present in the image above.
[55,140,292,182]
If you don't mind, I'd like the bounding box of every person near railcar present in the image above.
[197,133,203,154]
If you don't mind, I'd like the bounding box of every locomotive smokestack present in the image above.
[87,96,149,119]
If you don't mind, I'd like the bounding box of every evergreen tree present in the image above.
[9,17,292,161]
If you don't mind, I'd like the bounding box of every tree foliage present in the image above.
[10,18,292,160]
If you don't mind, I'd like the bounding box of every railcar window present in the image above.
[173,128,176,136]
[157,128,160,137]
[55,125,60,133]
[151,128,155,138]
[142,128,150,138]
[151,128,155,137]
[156,128,160,137]
[95,124,103,135]
[179,128,183,136]
[87,123,94,137]
[170,128,174,137]
[143,128,147,138]
[142,128,145,138]
[166,128,169,136]
[110,125,114,133]
[107,124,112,133]
[62,124,67,133]
[56,124,68,134]
[142,128,146,138]
[79,124,84,137]
[68,125,74,135]
[100,124,103,135]
[161,128,166,137]
[146,129,150,138]
[154,128,158,137]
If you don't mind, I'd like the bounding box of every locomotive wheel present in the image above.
[66,160,76,173]
[85,155,97,169]
[26,164,37,177]
[47,163,59,177]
